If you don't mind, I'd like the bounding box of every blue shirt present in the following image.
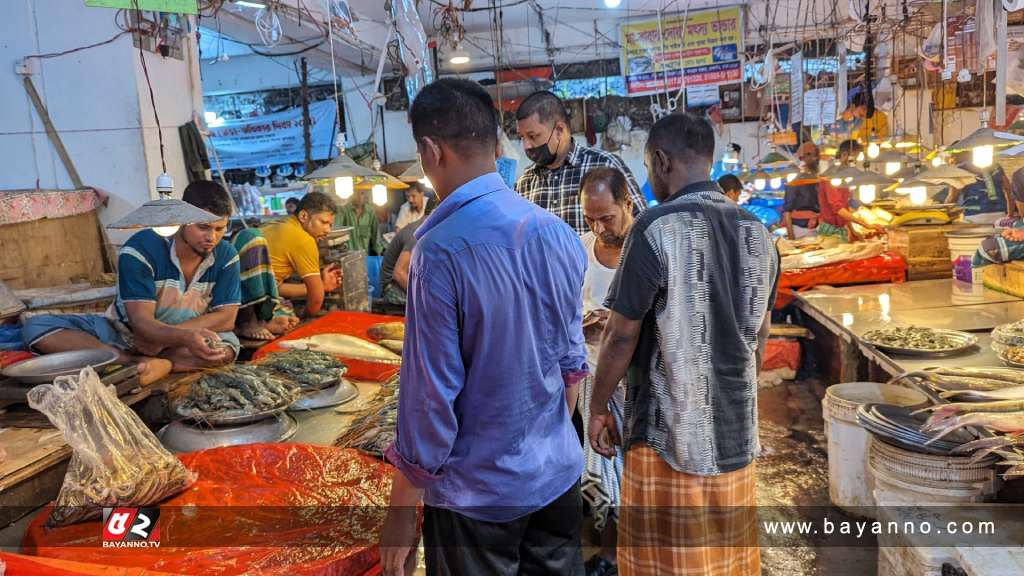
[116,229,241,326]
[384,172,587,522]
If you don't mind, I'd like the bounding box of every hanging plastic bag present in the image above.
[27,367,195,527]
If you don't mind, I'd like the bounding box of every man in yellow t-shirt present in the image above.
[844,91,889,145]
[260,192,341,316]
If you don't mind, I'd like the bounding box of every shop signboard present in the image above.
[206,100,338,170]
[620,6,743,96]
[86,0,198,13]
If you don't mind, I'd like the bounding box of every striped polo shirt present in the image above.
[115,229,241,326]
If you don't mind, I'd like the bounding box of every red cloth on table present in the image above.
[0,552,178,575]
[0,351,34,368]
[254,311,402,383]
[22,444,393,576]
[774,252,907,309]
[762,338,800,373]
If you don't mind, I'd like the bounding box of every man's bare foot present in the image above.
[265,315,295,335]
[135,358,172,386]
[238,324,276,341]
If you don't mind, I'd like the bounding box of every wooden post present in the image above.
[300,57,313,174]
[23,76,83,188]
[996,0,1008,126]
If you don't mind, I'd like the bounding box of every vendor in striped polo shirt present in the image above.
[23,181,241,377]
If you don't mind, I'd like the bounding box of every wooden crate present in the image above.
[887,223,981,281]
[0,210,110,289]
[982,262,1024,298]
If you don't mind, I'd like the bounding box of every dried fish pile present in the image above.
[891,367,1024,478]
[334,375,399,455]
[862,326,960,351]
[258,349,348,390]
[1004,347,1024,365]
[992,320,1024,347]
[179,365,298,418]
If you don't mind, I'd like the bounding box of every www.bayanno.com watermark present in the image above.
[8,505,1021,548]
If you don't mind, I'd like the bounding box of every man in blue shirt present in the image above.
[23,181,241,375]
[380,79,588,575]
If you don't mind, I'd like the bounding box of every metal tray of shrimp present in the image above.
[862,329,978,357]
[175,390,301,426]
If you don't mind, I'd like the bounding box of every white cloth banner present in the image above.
[206,100,338,170]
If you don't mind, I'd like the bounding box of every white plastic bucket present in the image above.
[946,232,989,283]
[823,382,928,518]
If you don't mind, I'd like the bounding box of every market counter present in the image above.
[794,278,1023,382]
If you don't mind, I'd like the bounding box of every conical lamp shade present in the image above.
[355,172,409,190]
[398,162,425,183]
[915,165,978,188]
[306,153,382,180]
[107,198,223,230]
[946,128,1024,153]
[845,170,895,189]
[758,151,793,169]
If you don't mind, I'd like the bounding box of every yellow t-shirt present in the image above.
[853,110,890,144]
[260,216,320,283]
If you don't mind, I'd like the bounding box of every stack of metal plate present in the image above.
[289,379,359,411]
[856,403,975,455]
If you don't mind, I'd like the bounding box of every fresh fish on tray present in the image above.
[280,334,402,364]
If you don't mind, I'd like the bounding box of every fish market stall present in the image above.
[794,279,1024,383]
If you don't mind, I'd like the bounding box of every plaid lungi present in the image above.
[619,444,760,576]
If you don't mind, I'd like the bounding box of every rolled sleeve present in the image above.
[605,226,661,320]
[389,259,465,489]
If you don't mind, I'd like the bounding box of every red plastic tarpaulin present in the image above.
[774,252,907,309]
[762,338,800,373]
[254,312,403,383]
[22,444,393,576]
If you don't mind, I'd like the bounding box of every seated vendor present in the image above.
[23,180,241,374]
[259,191,341,317]
[783,142,822,240]
[379,197,436,305]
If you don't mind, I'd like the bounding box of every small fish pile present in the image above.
[179,365,298,418]
[992,320,1024,348]
[862,326,960,351]
[334,374,399,455]
[893,367,1024,478]
[258,349,348,390]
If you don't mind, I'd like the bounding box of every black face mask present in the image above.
[525,126,560,167]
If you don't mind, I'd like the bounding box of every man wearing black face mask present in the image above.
[515,91,645,235]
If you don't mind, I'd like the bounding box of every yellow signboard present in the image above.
[621,6,743,96]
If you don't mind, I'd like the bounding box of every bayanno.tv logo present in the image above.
[102,508,161,549]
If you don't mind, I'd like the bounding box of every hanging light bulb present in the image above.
[867,142,881,159]
[908,186,928,206]
[334,176,354,199]
[931,155,944,168]
[754,177,766,191]
[604,0,622,6]
[372,183,388,206]
[857,152,865,163]
[830,176,843,186]
[153,226,180,237]
[786,172,797,182]
[770,177,782,189]
[858,184,877,204]
[419,176,433,189]
[884,162,902,176]
[973,144,994,169]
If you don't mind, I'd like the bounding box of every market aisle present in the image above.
[757,381,877,575]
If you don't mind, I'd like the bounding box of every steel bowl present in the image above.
[158,413,298,453]
[288,379,359,411]
[175,387,300,426]
[1,349,119,384]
